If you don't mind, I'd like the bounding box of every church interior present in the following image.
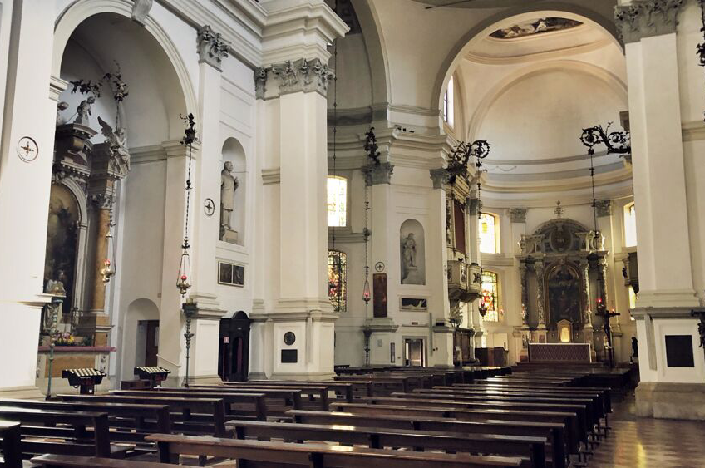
[1,0,705,466]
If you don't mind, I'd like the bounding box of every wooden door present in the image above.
[145,320,159,367]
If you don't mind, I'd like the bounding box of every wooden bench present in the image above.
[59,394,228,437]
[164,385,304,410]
[111,389,268,421]
[288,410,566,468]
[0,406,111,458]
[0,398,170,447]
[30,454,175,467]
[228,419,546,468]
[146,434,524,467]
[329,401,579,456]
[225,380,356,403]
[0,421,22,468]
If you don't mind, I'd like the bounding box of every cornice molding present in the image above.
[615,0,685,44]
[683,120,705,141]
[261,167,281,185]
[465,37,613,66]
[509,208,527,223]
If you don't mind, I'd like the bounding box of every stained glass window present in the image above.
[624,203,637,247]
[443,76,454,128]
[327,176,347,227]
[481,270,499,322]
[479,213,498,254]
[328,250,347,312]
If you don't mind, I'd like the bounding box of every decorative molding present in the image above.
[615,0,685,44]
[430,168,450,189]
[683,120,705,141]
[509,208,527,223]
[594,199,612,217]
[256,58,334,99]
[131,0,153,25]
[49,76,69,102]
[362,162,394,185]
[197,25,230,70]
[261,167,280,185]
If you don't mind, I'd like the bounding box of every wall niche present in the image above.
[400,219,426,285]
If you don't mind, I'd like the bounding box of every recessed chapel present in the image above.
[1,0,704,466]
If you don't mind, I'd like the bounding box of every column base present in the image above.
[636,382,705,420]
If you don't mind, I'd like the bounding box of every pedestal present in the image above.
[220,228,238,244]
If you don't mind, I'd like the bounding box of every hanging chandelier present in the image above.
[177,113,197,297]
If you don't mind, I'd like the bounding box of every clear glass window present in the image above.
[327,176,347,227]
[624,203,637,247]
[479,213,498,254]
[443,76,455,128]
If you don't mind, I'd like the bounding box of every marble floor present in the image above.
[590,393,705,467]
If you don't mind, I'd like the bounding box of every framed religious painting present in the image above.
[218,261,245,288]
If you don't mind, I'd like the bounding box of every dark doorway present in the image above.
[218,312,252,382]
[145,320,159,367]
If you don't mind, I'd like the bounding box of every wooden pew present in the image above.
[59,394,229,437]
[164,386,304,413]
[147,434,524,467]
[224,380,356,403]
[0,407,111,458]
[0,421,22,468]
[229,420,546,468]
[30,454,174,467]
[0,398,170,447]
[329,401,579,456]
[410,389,601,430]
[333,376,410,395]
[288,410,566,468]
[111,389,268,420]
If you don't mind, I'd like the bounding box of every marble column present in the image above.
[535,261,546,329]
[581,260,593,329]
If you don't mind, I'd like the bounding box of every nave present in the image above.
[0,364,633,467]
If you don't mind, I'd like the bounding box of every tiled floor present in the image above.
[590,393,705,467]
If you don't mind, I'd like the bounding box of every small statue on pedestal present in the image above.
[74,96,96,126]
[98,116,131,176]
[220,161,239,243]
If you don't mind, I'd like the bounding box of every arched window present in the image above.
[479,213,499,254]
[628,285,637,309]
[327,176,347,227]
[481,270,499,322]
[443,76,455,128]
[624,203,637,247]
[328,250,347,312]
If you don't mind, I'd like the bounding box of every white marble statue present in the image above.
[401,233,417,276]
[220,161,239,238]
[56,101,69,126]
[74,96,96,126]
[131,0,153,24]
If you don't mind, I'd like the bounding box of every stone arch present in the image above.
[53,0,197,138]
[352,0,391,106]
[467,59,627,140]
[432,4,622,112]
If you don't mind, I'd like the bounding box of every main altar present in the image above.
[517,216,611,362]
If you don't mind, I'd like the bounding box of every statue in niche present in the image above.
[401,233,417,282]
[220,161,239,244]
[74,96,96,126]
[98,117,131,176]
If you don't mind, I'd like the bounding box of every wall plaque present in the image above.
[665,335,694,367]
[281,349,298,363]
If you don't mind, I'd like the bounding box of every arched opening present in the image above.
[49,6,192,384]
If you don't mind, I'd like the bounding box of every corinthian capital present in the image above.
[615,0,685,43]
[197,25,230,71]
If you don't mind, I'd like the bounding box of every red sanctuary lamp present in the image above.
[478,296,489,318]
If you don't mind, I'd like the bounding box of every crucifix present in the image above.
[595,302,620,368]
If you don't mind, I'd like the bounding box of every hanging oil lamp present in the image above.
[101,209,116,284]
[177,113,197,297]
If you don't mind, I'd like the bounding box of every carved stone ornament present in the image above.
[90,192,116,210]
[430,168,450,189]
[131,0,153,25]
[615,0,685,44]
[197,25,230,71]
[509,208,527,224]
[363,162,394,186]
[257,58,335,99]
[594,199,612,218]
